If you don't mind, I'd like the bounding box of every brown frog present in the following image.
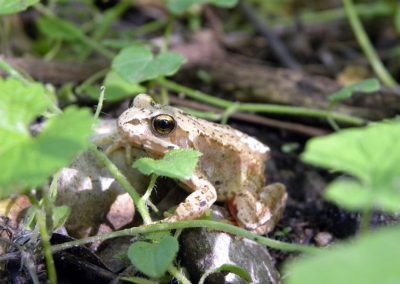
[116,94,287,234]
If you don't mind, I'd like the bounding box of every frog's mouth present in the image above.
[140,139,179,157]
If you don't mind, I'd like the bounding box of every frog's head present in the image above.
[117,94,190,156]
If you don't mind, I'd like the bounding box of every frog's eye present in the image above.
[151,114,176,136]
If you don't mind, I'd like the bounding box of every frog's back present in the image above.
[171,107,269,200]
[172,107,270,156]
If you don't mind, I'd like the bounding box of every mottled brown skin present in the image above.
[116,94,287,234]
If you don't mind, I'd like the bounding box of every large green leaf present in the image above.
[0,79,94,198]
[133,149,201,180]
[0,0,39,15]
[302,120,400,212]
[112,45,186,84]
[285,226,400,284]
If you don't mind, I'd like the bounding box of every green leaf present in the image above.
[101,71,146,102]
[0,105,94,198]
[0,79,49,143]
[133,149,202,180]
[209,0,238,7]
[0,0,39,15]
[285,226,400,284]
[112,45,186,84]
[328,79,381,103]
[199,264,252,284]
[52,205,71,230]
[302,120,400,213]
[128,236,179,278]
[166,0,238,15]
[37,17,84,41]
[326,179,400,213]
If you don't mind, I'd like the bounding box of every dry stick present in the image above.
[169,96,328,136]
[239,1,302,70]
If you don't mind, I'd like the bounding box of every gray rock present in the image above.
[179,227,281,284]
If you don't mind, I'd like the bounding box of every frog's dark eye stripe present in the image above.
[151,114,176,136]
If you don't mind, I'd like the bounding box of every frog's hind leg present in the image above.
[162,175,217,223]
[231,183,287,234]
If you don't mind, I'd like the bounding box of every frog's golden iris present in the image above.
[151,114,176,136]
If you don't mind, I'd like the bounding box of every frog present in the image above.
[115,94,287,234]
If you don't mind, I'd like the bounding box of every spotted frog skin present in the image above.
[116,94,287,234]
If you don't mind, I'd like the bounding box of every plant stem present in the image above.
[157,78,366,126]
[168,264,192,284]
[94,86,106,120]
[35,3,116,60]
[52,219,319,254]
[89,144,152,224]
[360,208,372,234]
[342,0,397,87]
[137,174,158,224]
[36,207,57,284]
[274,2,391,28]
[79,0,131,59]
[76,68,109,95]
[0,57,31,85]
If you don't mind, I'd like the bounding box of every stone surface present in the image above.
[56,119,149,238]
[179,227,281,284]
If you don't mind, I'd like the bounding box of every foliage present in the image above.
[38,17,84,41]
[0,78,94,198]
[328,79,381,103]
[167,0,238,15]
[293,118,400,284]
[302,119,400,213]
[199,264,252,284]
[128,233,179,278]
[2,0,400,283]
[112,45,187,84]
[285,225,400,284]
[0,0,38,15]
[133,149,202,180]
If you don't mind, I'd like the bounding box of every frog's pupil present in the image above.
[159,119,170,129]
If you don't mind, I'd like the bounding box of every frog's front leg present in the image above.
[163,175,217,222]
[232,183,287,234]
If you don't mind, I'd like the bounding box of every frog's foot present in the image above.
[161,175,218,223]
[231,183,287,234]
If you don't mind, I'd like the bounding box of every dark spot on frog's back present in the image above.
[200,201,207,207]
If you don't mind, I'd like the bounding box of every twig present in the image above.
[239,1,302,70]
[169,96,328,136]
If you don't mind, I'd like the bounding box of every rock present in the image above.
[56,119,149,238]
[179,219,281,283]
